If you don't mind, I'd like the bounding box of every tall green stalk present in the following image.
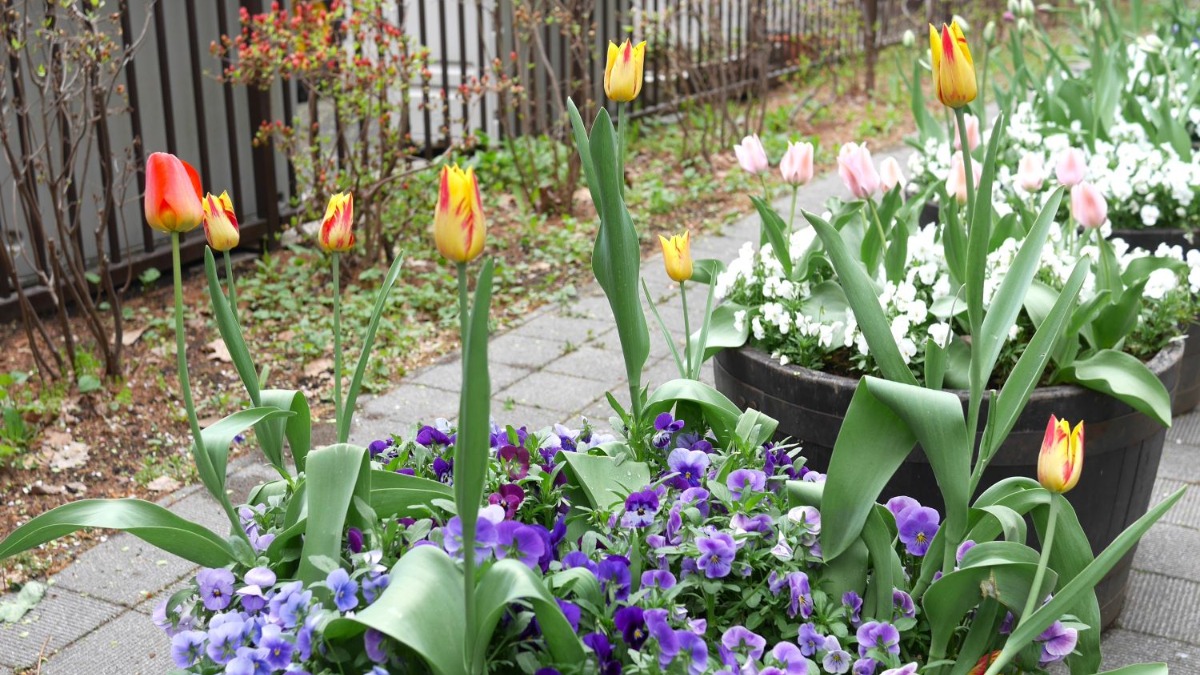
[955,105,983,575]
[455,260,477,673]
[332,252,344,433]
[616,103,627,199]
[1021,497,1058,621]
[223,250,239,325]
[171,234,244,539]
[680,281,693,377]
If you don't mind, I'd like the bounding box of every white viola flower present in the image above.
[752,317,765,341]
[733,310,747,334]
[1144,268,1179,300]
[928,322,952,349]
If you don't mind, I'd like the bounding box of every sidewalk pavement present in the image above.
[2,147,1197,673]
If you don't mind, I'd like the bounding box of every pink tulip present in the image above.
[1070,181,1108,229]
[879,157,906,192]
[837,142,881,199]
[953,113,981,151]
[1055,148,1087,186]
[1015,153,1045,192]
[780,141,814,185]
[734,135,769,175]
[946,151,981,205]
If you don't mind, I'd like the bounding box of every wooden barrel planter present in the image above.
[714,340,1184,629]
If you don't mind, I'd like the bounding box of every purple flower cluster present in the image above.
[887,496,941,557]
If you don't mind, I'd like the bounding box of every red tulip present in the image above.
[145,152,203,233]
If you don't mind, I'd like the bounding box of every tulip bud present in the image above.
[984,21,997,43]
[879,156,906,192]
[1015,153,1046,192]
[433,164,486,263]
[201,191,240,252]
[1089,8,1102,29]
[1070,181,1108,229]
[734,134,769,175]
[902,29,915,47]
[946,151,980,205]
[318,192,355,253]
[1037,415,1083,494]
[1017,17,1030,32]
[928,22,977,108]
[604,39,646,102]
[780,141,814,186]
[659,231,693,283]
[145,152,203,234]
[837,142,881,200]
[1055,147,1087,186]
[953,113,981,152]
[1007,0,1020,13]
[1020,0,1035,15]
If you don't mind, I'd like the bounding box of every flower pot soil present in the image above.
[714,340,1184,629]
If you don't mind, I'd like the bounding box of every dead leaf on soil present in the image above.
[121,325,148,346]
[206,339,233,363]
[31,482,67,495]
[65,481,87,494]
[304,358,333,378]
[146,475,181,492]
[40,430,91,470]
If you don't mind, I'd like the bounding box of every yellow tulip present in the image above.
[201,191,240,252]
[659,231,693,282]
[1036,415,1084,494]
[928,22,977,108]
[604,39,646,102]
[318,192,355,253]
[433,164,486,263]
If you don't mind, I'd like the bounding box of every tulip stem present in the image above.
[332,252,344,436]
[454,259,477,674]
[223,250,238,325]
[616,103,627,199]
[788,186,799,239]
[680,281,693,379]
[1020,495,1058,624]
[954,108,977,229]
[171,234,245,539]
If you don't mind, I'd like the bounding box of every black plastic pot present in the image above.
[714,341,1184,629]
[1111,228,1199,414]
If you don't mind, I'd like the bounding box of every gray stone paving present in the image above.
[2,147,1197,671]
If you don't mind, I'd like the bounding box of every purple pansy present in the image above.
[695,532,737,578]
[488,483,526,519]
[796,624,825,653]
[1037,621,1078,665]
[856,622,901,657]
[225,645,271,675]
[432,456,454,484]
[170,630,207,668]
[721,625,767,661]
[822,636,853,674]
[598,555,632,600]
[364,628,387,663]
[771,641,810,675]
[676,630,709,675]
[561,550,598,576]
[667,448,711,489]
[326,568,359,612]
[727,469,767,500]
[347,527,364,554]
[557,599,581,632]
[653,412,685,448]
[842,591,863,625]
[257,624,294,669]
[731,512,774,536]
[786,571,814,618]
[197,567,235,611]
[886,496,919,518]
[443,514,498,562]
[363,572,389,604]
[497,444,531,480]
[614,605,648,648]
[205,618,246,665]
[880,664,919,675]
[582,632,620,675]
[642,569,677,590]
[416,425,452,446]
[679,487,711,517]
[956,539,976,564]
[896,506,940,556]
[853,658,879,675]
[622,488,661,528]
[892,589,916,619]
[367,439,390,457]
[494,521,546,569]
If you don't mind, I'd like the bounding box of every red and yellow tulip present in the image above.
[659,231,693,283]
[1037,415,1084,494]
[318,192,355,253]
[433,164,486,263]
[144,152,203,233]
[604,39,646,103]
[201,191,240,252]
[928,22,977,108]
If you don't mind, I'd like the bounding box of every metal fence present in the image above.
[1,0,997,318]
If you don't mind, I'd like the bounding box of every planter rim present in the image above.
[728,339,1185,402]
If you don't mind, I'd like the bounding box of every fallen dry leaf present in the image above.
[65,482,88,494]
[31,483,66,496]
[304,358,333,378]
[206,339,232,363]
[146,476,181,492]
[121,325,148,346]
[40,430,91,471]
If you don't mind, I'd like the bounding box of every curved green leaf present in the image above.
[924,561,1057,660]
[258,389,312,473]
[644,379,759,448]
[454,258,495,568]
[340,253,405,443]
[325,545,466,675]
[560,451,651,511]
[370,471,453,518]
[473,559,586,670]
[200,407,295,532]
[0,499,237,568]
[751,196,792,279]
[861,506,903,617]
[698,302,750,361]
[204,247,260,405]
[1059,349,1172,427]
[803,210,918,386]
[298,443,371,583]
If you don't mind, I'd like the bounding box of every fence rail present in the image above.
[1,0,995,319]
